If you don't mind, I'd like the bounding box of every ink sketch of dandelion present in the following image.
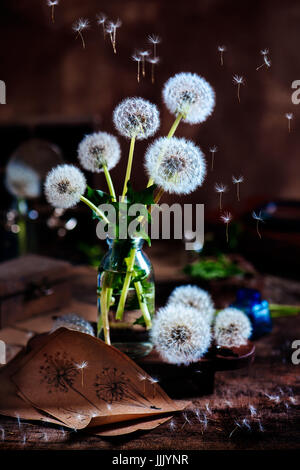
[94,367,150,407]
[39,351,79,394]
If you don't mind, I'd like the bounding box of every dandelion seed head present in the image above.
[96,13,107,25]
[72,18,89,32]
[163,72,215,124]
[5,161,41,199]
[148,376,159,384]
[151,304,212,365]
[168,285,215,324]
[147,56,160,64]
[110,19,122,29]
[139,50,150,57]
[52,313,95,336]
[44,164,86,209]
[77,132,121,173]
[132,53,141,62]
[220,212,232,224]
[145,137,206,195]
[252,211,264,222]
[214,308,252,348]
[218,45,227,52]
[215,183,227,193]
[75,361,88,370]
[138,373,147,382]
[233,75,245,85]
[285,113,293,120]
[232,175,244,184]
[148,34,161,45]
[113,97,160,140]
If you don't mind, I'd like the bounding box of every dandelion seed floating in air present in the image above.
[148,56,160,84]
[148,34,161,58]
[217,45,226,66]
[96,13,107,40]
[233,75,245,103]
[107,19,122,54]
[75,361,88,387]
[139,50,150,78]
[215,183,227,210]
[256,49,271,71]
[252,210,264,239]
[132,53,141,83]
[220,211,232,243]
[209,145,218,171]
[72,18,89,49]
[148,376,159,398]
[138,373,147,394]
[285,113,293,133]
[232,175,244,201]
[47,0,59,23]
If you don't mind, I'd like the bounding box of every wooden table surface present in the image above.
[0,257,299,450]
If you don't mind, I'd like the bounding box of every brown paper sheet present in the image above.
[8,329,188,433]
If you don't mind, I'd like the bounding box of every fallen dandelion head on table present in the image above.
[151,304,212,365]
[44,164,86,209]
[77,132,121,173]
[113,97,160,140]
[145,136,206,195]
[214,307,252,348]
[52,313,95,336]
[167,284,215,324]
[163,72,215,124]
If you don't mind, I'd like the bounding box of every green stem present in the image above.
[121,136,136,201]
[80,195,110,225]
[269,303,300,317]
[115,247,136,320]
[99,285,111,344]
[103,164,116,201]
[147,113,183,187]
[134,280,152,329]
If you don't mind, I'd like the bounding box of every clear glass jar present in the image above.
[97,238,155,359]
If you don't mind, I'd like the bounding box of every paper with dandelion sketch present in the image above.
[11,328,185,430]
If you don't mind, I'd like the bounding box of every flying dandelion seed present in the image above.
[96,13,107,39]
[107,19,121,54]
[148,376,159,398]
[181,411,191,429]
[139,50,150,78]
[209,145,218,171]
[232,175,244,201]
[148,34,161,58]
[221,212,232,243]
[147,56,160,84]
[285,113,293,133]
[169,419,176,431]
[132,53,141,83]
[252,210,264,239]
[138,373,147,394]
[215,183,227,210]
[249,404,257,417]
[256,49,272,71]
[75,361,88,387]
[47,0,59,23]
[72,18,89,49]
[233,75,245,103]
[217,45,226,66]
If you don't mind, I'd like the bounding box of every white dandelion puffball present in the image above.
[168,285,215,324]
[113,97,160,140]
[5,161,41,199]
[44,164,86,209]
[52,314,95,336]
[163,72,215,124]
[77,132,121,173]
[214,308,252,348]
[145,137,206,194]
[151,304,212,365]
